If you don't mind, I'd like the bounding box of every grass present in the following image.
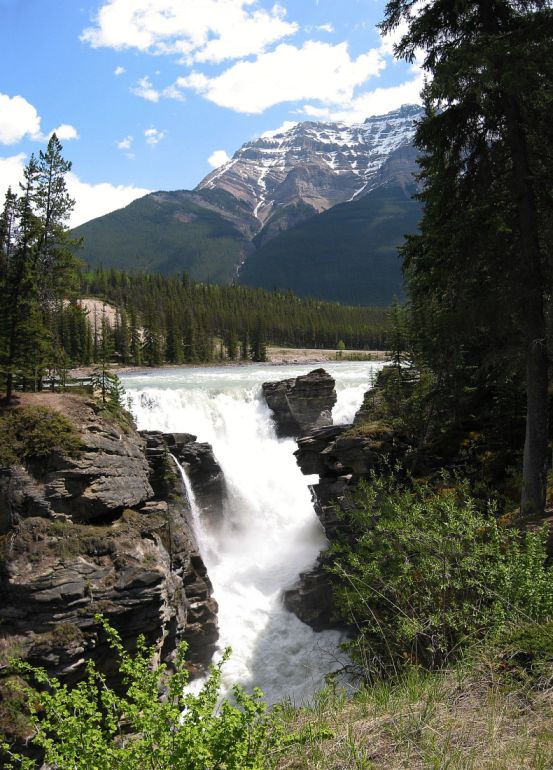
[272,652,553,770]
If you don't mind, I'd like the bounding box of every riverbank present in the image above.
[68,348,387,379]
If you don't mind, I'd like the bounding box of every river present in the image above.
[122,360,384,704]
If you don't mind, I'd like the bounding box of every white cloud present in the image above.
[68,174,150,226]
[207,149,231,168]
[131,75,160,102]
[0,93,79,146]
[81,0,297,64]
[261,120,297,138]
[300,68,424,123]
[144,127,166,145]
[0,93,42,144]
[114,65,126,75]
[0,152,150,227]
[161,83,186,101]
[50,124,80,141]
[0,153,27,194]
[175,41,386,113]
[116,135,133,150]
[307,22,333,33]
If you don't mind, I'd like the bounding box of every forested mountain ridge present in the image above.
[73,106,422,304]
[240,181,421,304]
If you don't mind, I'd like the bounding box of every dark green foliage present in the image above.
[250,317,268,362]
[240,184,421,306]
[494,620,553,679]
[72,178,421,306]
[1,618,278,770]
[80,268,390,356]
[381,0,553,514]
[0,406,80,467]
[73,190,255,283]
[332,476,553,677]
[0,137,81,401]
[224,329,239,360]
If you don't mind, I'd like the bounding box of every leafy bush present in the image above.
[0,406,80,467]
[332,475,553,676]
[1,618,278,770]
[493,620,553,681]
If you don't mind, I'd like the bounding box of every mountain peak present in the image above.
[197,105,423,226]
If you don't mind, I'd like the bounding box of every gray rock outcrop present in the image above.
[0,395,218,703]
[262,368,337,438]
[162,432,226,522]
[284,385,411,631]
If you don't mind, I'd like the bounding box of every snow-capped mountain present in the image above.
[197,104,422,229]
[74,104,423,304]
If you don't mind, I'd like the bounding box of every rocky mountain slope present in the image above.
[198,104,421,232]
[74,105,423,304]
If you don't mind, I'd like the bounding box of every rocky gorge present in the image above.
[1,364,387,744]
[261,368,410,633]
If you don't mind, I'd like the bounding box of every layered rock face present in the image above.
[0,396,218,687]
[262,368,337,438]
[284,387,411,631]
[162,432,226,523]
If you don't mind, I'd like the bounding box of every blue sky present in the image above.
[0,0,422,226]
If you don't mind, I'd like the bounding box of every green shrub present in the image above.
[332,475,553,676]
[1,618,278,770]
[0,406,80,467]
[493,620,553,680]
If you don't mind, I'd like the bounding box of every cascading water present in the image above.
[123,361,384,704]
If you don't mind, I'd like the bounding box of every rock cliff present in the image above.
[161,432,226,523]
[0,395,218,698]
[262,368,337,438]
[284,386,411,631]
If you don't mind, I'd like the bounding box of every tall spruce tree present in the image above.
[381,0,553,515]
[0,136,80,402]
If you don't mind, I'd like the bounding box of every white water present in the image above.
[122,361,384,704]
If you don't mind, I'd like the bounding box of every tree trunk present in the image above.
[503,97,549,516]
[522,318,549,515]
[5,372,13,404]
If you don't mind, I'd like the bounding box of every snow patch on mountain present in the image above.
[197,104,422,227]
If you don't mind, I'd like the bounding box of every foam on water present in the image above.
[122,360,384,703]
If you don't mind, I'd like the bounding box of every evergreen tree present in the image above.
[0,186,17,277]
[382,0,553,515]
[165,306,183,364]
[91,311,115,404]
[34,135,80,301]
[0,159,46,401]
[114,307,131,365]
[241,330,250,361]
[142,305,163,367]
[129,307,142,366]
[250,318,268,362]
[224,329,239,361]
[0,137,81,402]
[183,308,197,363]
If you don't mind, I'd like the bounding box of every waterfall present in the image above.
[123,361,384,704]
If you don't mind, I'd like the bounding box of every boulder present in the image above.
[283,566,339,631]
[262,368,337,438]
